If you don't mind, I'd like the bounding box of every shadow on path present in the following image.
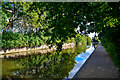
[73,43,120,78]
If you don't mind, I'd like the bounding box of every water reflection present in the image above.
[2,43,95,79]
[68,43,95,78]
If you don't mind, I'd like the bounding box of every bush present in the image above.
[99,26,120,69]
[2,31,46,49]
[87,37,91,45]
[92,36,99,42]
[75,34,90,45]
[2,32,91,51]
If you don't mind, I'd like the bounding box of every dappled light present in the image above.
[1,2,120,79]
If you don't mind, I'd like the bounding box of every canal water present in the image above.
[1,43,97,79]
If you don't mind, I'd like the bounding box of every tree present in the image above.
[2,2,33,32]
[2,2,120,68]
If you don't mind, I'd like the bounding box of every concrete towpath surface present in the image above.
[72,43,120,79]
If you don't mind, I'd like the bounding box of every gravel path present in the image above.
[72,43,120,78]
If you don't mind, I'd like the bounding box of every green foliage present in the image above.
[87,37,91,45]
[75,34,91,45]
[2,2,120,69]
[1,11,8,28]
[2,32,91,51]
[2,2,27,31]
[99,26,120,69]
[2,31,45,49]
[92,36,99,42]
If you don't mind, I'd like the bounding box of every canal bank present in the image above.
[0,43,75,59]
[2,43,92,79]
[72,43,120,78]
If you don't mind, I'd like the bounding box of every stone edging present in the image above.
[0,43,75,55]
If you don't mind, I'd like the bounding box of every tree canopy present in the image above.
[2,2,119,35]
[2,2,120,49]
[1,1,120,71]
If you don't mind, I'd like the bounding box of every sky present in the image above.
[88,32,95,39]
[75,25,98,39]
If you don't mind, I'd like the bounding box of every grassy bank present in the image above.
[2,31,91,51]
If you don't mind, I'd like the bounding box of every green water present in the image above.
[2,44,93,79]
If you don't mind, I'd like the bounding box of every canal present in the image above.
[1,43,97,79]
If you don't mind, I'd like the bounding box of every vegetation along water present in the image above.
[1,2,120,79]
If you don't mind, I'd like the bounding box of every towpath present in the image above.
[73,43,120,79]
